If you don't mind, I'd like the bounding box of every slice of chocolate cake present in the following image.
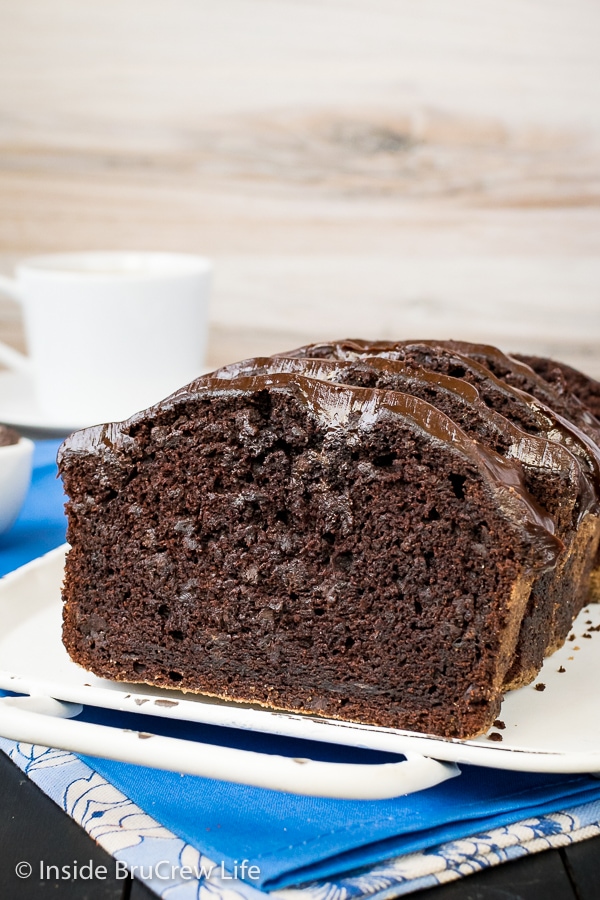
[215,355,600,688]
[280,340,600,613]
[58,373,560,739]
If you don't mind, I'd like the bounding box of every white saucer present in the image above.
[0,370,100,434]
[0,367,217,437]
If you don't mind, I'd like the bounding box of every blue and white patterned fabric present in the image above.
[2,441,600,898]
[2,738,600,899]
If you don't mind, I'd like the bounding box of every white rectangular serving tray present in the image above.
[1,546,599,799]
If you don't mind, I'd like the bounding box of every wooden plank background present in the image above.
[0,0,599,376]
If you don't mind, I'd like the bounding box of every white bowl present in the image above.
[0,437,34,534]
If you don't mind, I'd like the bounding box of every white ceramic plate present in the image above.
[1,547,599,797]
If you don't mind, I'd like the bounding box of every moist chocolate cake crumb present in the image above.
[583,633,592,639]
[558,666,566,673]
[0,424,20,447]
[493,719,506,729]
[534,683,546,691]
[488,732,503,742]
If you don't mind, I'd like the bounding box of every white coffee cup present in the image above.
[0,252,212,427]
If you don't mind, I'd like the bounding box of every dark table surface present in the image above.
[1,751,599,900]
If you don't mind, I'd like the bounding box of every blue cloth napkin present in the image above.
[81,739,600,889]
[3,440,600,892]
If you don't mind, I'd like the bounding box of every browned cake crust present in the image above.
[58,372,561,739]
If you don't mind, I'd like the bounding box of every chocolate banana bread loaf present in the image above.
[58,342,599,739]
